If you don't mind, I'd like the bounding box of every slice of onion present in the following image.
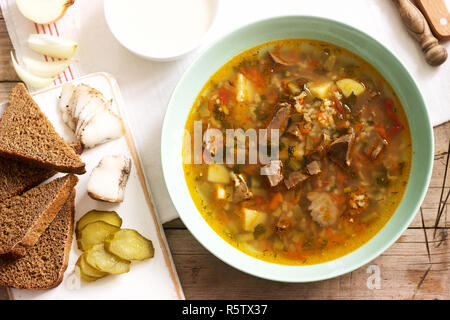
[28,34,78,59]
[16,0,74,24]
[10,52,55,89]
[23,56,71,78]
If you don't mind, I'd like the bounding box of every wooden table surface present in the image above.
[0,10,448,300]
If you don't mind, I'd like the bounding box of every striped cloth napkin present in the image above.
[1,1,78,85]
[1,0,449,223]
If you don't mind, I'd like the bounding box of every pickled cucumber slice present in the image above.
[80,273,98,282]
[85,243,130,274]
[105,229,154,261]
[75,210,122,236]
[76,253,107,279]
[75,265,98,282]
[77,221,120,251]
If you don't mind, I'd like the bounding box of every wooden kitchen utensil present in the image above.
[393,0,448,66]
[416,0,450,40]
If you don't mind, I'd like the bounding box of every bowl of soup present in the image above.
[161,16,433,282]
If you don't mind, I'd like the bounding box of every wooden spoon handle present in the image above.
[393,0,447,66]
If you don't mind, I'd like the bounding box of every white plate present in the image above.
[1,72,184,300]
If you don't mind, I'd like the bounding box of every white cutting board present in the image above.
[0,73,184,300]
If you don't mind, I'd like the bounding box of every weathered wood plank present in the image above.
[0,82,19,102]
[0,13,19,82]
[164,121,449,300]
[165,228,449,299]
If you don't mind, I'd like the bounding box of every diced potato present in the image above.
[76,253,107,280]
[77,221,120,251]
[236,73,254,102]
[324,55,336,71]
[207,164,230,184]
[104,229,154,261]
[336,78,365,97]
[85,243,131,275]
[195,182,213,205]
[236,233,255,242]
[76,210,122,236]
[216,185,227,200]
[242,208,266,231]
[273,239,284,251]
[287,82,301,95]
[308,81,333,100]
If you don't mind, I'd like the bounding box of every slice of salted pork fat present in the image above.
[58,83,124,149]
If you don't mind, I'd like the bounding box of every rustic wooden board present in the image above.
[0,9,448,300]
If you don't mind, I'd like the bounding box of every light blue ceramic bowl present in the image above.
[161,16,434,282]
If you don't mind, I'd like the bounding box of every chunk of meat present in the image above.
[230,172,253,203]
[348,191,368,215]
[261,160,283,187]
[275,214,292,232]
[203,124,221,158]
[286,122,303,139]
[307,192,340,227]
[328,133,354,167]
[370,138,388,160]
[268,51,291,66]
[284,171,308,190]
[267,103,292,137]
[306,160,321,175]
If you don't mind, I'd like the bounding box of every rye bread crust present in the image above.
[0,83,85,174]
[0,174,78,256]
[0,157,55,203]
[0,142,82,203]
[0,190,75,289]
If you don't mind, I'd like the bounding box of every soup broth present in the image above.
[183,39,411,265]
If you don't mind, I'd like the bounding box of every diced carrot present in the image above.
[336,168,347,181]
[268,192,283,211]
[326,227,334,237]
[282,48,300,64]
[218,86,232,105]
[208,99,216,111]
[382,98,404,139]
[256,239,272,252]
[282,251,306,261]
[300,122,310,133]
[318,112,328,122]
[279,149,289,159]
[240,65,265,87]
[330,193,346,205]
[355,123,362,138]
[329,234,344,244]
[242,165,259,175]
[375,127,387,140]
[255,196,264,206]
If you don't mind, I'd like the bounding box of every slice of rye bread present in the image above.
[0,141,83,203]
[0,157,55,203]
[0,174,78,256]
[0,83,85,174]
[0,189,75,289]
